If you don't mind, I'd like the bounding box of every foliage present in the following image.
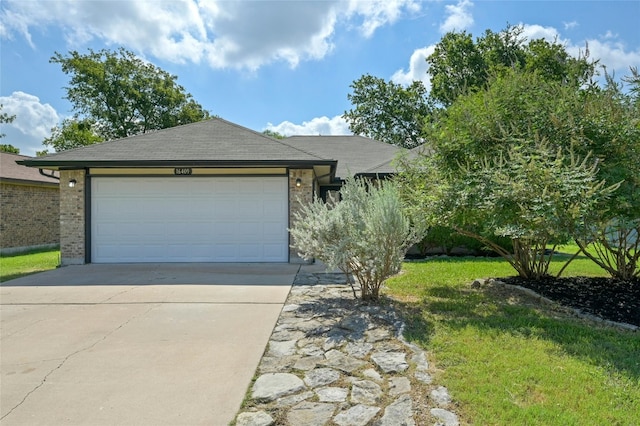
[0,104,16,139]
[427,24,596,106]
[343,74,432,148]
[421,67,639,279]
[49,48,209,149]
[262,129,285,139]
[42,118,103,152]
[561,71,640,279]
[414,225,512,257]
[1,144,20,154]
[290,178,425,300]
[399,139,617,279]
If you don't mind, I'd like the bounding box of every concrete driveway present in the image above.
[0,263,298,425]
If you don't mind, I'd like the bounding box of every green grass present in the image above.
[386,247,640,426]
[0,248,60,282]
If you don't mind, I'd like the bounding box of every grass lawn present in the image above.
[385,247,640,425]
[0,248,60,282]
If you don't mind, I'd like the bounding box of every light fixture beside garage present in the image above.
[295,178,302,187]
[68,179,77,188]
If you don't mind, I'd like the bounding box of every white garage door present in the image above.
[91,176,288,263]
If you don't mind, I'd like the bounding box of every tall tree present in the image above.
[427,24,596,106]
[343,75,432,148]
[49,48,209,149]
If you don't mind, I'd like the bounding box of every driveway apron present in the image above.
[0,263,297,425]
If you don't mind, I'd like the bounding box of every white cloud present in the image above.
[440,0,474,33]
[391,45,435,89]
[345,0,421,38]
[563,21,578,30]
[265,115,351,136]
[0,92,59,156]
[578,39,640,74]
[0,0,421,70]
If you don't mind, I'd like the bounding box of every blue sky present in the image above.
[1,0,639,156]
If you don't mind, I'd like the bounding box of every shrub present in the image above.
[290,178,425,301]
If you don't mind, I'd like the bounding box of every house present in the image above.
[1,152,60,254]
[17,118,406,265]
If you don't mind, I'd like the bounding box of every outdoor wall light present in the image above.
[295,178,302,187]
[68,179,77,188]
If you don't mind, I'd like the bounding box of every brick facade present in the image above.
[59,170,86,265]
[289,169,316,263]
[0,182,59,253]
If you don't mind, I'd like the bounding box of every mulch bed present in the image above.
[502,276,640,327]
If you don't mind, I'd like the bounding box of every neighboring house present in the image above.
[0,152,60,254]
[17,118,408,265]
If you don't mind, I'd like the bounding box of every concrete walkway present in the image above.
[0,263,298,425]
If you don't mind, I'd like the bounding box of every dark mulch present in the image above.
[502,276,640,327]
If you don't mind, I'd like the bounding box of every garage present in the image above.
[91,176,288,263]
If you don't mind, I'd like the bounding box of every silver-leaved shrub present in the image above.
[290,178,424,301]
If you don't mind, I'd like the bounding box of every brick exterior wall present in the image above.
[289,169,315,263]
[0,182,60,253]
[60,170,86,265]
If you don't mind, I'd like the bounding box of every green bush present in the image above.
[290,178,425,301]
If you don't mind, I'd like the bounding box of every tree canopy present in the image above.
[427,25,596,106]
[343,75,432,148]
[46,48,209,151]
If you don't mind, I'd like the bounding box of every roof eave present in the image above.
[16,159,338,171]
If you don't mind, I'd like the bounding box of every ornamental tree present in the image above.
[398,139,617,279]
[290,178,425,301]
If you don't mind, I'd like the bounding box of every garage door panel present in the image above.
[91,177,288,263]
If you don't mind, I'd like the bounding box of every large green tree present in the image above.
[47,48,209,150]
[343,75,432,148]
[403,67,639,279]
[427,24,596,106]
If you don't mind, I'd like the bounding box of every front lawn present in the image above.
[0,248,60,282]
[385,249,640,425]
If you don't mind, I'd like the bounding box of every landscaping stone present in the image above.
[251,373,305,402]
[431,385,452,406]
[371,351,409,373]
[235,411,274,426]
[375,394,415,426]
[334,404,381,426]
[303,367,340,388]
[287,401,335,425]
[350,380,383,405]
[431,408,460,426]
[316,386,349,402]
[388,376,411,396]
[234,272,463,425]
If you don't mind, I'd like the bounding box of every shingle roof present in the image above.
[0,152,59,185]
[18,118,332,168]
[283,135,405,179]
[17,118,416,180]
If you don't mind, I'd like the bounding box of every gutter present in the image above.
[39,169,60,180]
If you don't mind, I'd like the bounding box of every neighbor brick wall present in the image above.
[0,182,59,252]
[59,170,85,265]
[289,169,315,263]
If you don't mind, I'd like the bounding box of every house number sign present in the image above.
[174,168,192,175]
